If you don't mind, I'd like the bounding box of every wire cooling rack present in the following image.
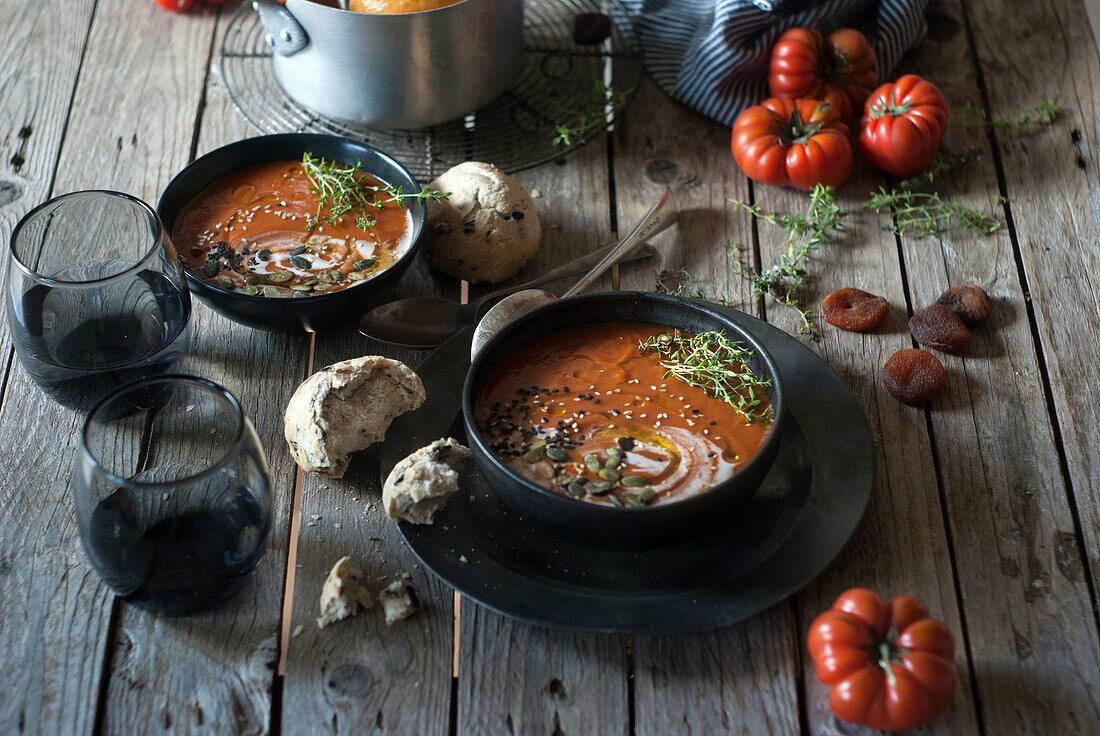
[217,0,642,180]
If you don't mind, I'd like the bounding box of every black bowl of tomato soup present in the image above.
[158,134,425,332]
[462,291,786,547]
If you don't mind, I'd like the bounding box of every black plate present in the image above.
[380,306,874,633]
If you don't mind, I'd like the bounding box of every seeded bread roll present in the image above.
[383,438,471,524]
[424,161,541,283]
[284,356,426,478]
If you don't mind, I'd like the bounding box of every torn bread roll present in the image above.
[284,356,425,478]
[383,438,471,524]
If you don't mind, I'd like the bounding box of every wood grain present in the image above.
[0,2,139,735]
[609,77,802,736]
[962,0,1100,618]
[753,160,981,732]
[893,2,1100,732]
[454,137,630,736]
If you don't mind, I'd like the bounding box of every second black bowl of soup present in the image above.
[157,134,425,333]
[462,292,786,547]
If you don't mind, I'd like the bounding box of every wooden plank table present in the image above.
[1,0,1099,733]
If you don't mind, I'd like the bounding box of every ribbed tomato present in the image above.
[769,27,878,123]
[731,98,852,190]
[808,588,957,732]
[859,75,949,177]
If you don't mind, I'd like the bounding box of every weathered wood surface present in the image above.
[962,0,1100,637]
[889,2,1100,732]
[0,0,100,731]
[612,77,803,736]
[455,138,631,736]
[2,0,1100,732]
[96,4,311,734]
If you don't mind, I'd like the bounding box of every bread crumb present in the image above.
[459,555,469,564]
[380,578,420,625]
[530,188,542,198]
[317,556,373,628]
[292,624,304,638]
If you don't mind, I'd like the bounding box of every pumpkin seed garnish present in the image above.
[313,283,334,293]
[239,285,259,296]
[257,249,272,261]
[317,271,333,284]
[584,454,602,473]
[289,255,311,270]
[621,475,648,487]
[262,285,281,297]
[303,277,318,286]
[245,274,263,285]
[546,447,569,462]
[202,260,219,277]
[598,468,622,482]
[290,284,313,292]
[639,488,658,504]
[567,479,587,497]
[289,245,309,256]
[353,258,375,270]
[347,271,367,281]
[623,495,643,508]
[525,447,546,463]
[292,290,311,298]
[307,235,329,245]
[609,494,625,508]
[586,480,612,495]
[329,269,344,282]
[215,275,235,290]
[267,270,293,283]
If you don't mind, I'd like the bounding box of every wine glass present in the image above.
[75,376,273,616]
[6,190,191,411]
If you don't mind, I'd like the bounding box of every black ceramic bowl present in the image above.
[462,292,786,547]
[157,133,425,333]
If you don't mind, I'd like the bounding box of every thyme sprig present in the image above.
[640,330,773,424]
[551,75,631,146]
[300,153,448,231]
[728,184,845,335]
[863,188,1004,236]
[961,100,1060,134]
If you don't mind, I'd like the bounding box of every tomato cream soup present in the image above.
[476,323,772,507]
[174,160,413,298]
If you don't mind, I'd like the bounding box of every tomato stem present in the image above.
[869,90,913,120]
[768,108,826,146]
[878,642,898,687]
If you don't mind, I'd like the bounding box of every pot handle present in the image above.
[252,0,309,57]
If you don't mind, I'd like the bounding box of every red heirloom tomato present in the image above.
[769,27,878,122]
[731,98,852,190]
[860,75,949,177]
[808,588,957,732]
[156,0,195,10]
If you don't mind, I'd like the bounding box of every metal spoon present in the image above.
[470,188,677,360]
[358,235,662,348]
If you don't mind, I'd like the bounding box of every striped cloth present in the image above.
[615,0,932,126]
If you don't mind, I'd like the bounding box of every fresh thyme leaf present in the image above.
[863,187,1003,236]
[727,184,845,336]
[551,75,631,146]
[300,153,449,229]
[961,100,1060,134]
[640,330,773,424]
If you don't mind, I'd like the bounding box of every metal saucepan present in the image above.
[252,0,524,128]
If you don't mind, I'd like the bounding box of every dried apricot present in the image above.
[936,284,992,325]
[821,288,890,332]
[909,304,971,353]
[883,349,947,406]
